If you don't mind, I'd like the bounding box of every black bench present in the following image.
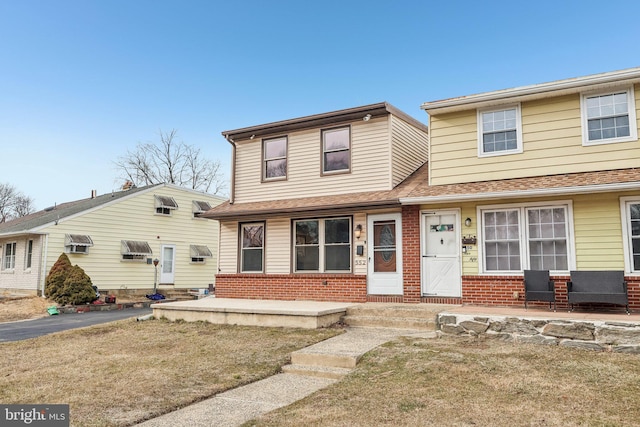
[567,270,629,314]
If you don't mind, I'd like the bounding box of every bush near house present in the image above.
[45,253,96,305]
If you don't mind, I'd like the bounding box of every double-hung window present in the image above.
[294,217,351,272]
[263,137,287,180]
[622,199,640,273]
[3,242,16,270]
[582,87,637,145]
[25,239,33,269]
[322,127,351,174]
[477,105,522,157]
[480,204,571,273]
[241,223,264,272]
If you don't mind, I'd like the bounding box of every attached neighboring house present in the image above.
[204,68,640,309]
[203,103,429,302]
[0,183,225,296]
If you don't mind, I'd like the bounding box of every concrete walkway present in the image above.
[135,327,431,427]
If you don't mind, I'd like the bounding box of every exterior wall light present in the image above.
[465,217,472,227]
[355,224,363,239]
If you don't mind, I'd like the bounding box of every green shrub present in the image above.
[45,254,96,305]
[45,253,72,301]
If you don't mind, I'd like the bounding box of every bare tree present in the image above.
[0,183,35,223]
[114,129,226,195]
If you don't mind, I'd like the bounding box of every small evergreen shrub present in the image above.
[45,253,96,305]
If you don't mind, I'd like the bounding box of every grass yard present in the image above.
[249,335,640,427]
[0,296,52,322]
[0,318,341,426]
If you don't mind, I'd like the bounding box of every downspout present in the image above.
[40,233,49,297]
[225,134,236,204]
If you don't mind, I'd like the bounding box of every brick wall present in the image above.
[215,274,367,302]
[401,205,421,303]
[463,275,640,311]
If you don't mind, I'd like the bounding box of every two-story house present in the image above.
[203,103,429,302]
[404,66,640,308]
[206,67,640,310]
[0,183,224,297]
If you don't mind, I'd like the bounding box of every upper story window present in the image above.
[241,223,264,273]
[155,195,178,216]
[322,127,351,174]
[477,105,523,157]
[3,242,16,270]
[263,137,287,180]
[582,87,638,145]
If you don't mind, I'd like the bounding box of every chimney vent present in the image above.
[91,190,97,198]
[122,181,134,191]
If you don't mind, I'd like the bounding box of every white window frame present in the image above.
[2,242,17,271]
[477,104,523,158]
[620,197,640,275]
[581,86,637,146]
[293,217,352,273]
[477,200,576,274]
[240,223,265,273]
[25,239,33,270]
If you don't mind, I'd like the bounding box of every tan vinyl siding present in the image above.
[391,115,429,187]
[353,212,367,275]
[218,220,238,274]
[265,218,290,274]
[37,188,221,291]
[234,117,393,203]
[430,86,640,185]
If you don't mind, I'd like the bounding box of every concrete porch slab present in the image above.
[151,297,353,329]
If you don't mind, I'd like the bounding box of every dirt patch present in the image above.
[0,296,53,322]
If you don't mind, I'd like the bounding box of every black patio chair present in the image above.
[523,270,556,311]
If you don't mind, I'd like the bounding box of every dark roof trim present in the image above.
[222,102,428,142]
[204,199,400,221]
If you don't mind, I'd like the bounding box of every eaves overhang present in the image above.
[399,181,640,205]
[203,199,401,221]
[222,102,427,142]
[421,67,640,115]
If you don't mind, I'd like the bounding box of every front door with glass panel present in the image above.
[160,244,176,284]
[422,211,461,297]
[367,213,403,295]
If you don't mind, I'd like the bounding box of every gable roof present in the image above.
[222,102,428,142]
[0,184,161,236]
[422,67,640,115]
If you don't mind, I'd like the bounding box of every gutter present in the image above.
[224,135,236,204]
[399,181,640,205]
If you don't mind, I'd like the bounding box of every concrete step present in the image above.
[282,364,352,380]
[342,315,437,330]
[345,303,447,319]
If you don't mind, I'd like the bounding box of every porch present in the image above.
[151,297,640,351]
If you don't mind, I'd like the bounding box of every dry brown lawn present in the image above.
[250,335,640,427]
[0,318,341,426]
[0,296,53,322]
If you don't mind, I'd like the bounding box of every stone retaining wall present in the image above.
[437,313,640,354]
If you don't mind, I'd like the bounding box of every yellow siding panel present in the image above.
[218,221,238,274]
[39,187,222,291]
[429,87,640,185]
[266,218,291,274]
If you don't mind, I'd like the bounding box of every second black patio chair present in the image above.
[523,270,556,311]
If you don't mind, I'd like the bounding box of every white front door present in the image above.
[367,213,403,295]
[160,244,176,284]
[422,211,461,297]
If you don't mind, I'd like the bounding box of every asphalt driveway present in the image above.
[0,308,152,342]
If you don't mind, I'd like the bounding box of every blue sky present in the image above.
[1,0,639,209]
